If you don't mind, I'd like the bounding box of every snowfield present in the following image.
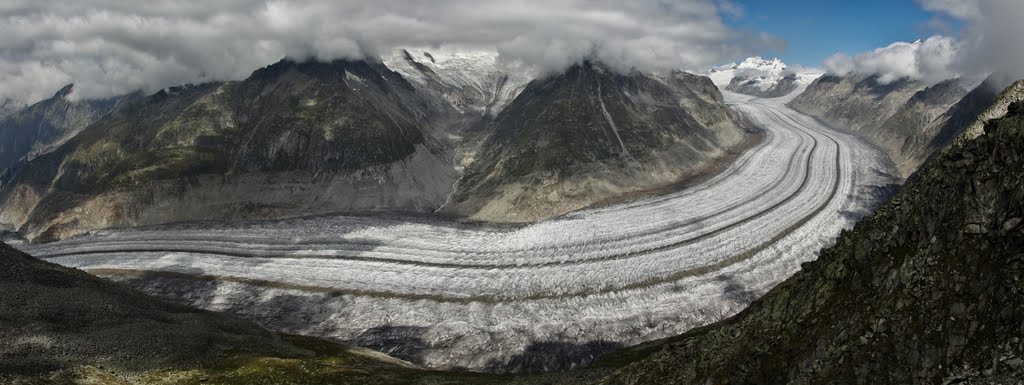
[18,89,898,372]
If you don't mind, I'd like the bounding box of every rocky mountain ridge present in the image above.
[0,59,459,242]
[0,54,750,241]
[789,73,969,177]
[0,85,138,175]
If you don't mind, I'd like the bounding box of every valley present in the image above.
[12,88,897,372]
[3,2,1023,384]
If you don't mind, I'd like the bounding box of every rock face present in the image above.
[597,101,1024,385]
[0,85,137,173]
[899,77,1001,175]
[727,73,800,98]
[789,74,968,177]
[870,79,970,175]
[0,59,459,241]
[443,62,751,222]
[951,79,1024,148]
[0,241,299,378]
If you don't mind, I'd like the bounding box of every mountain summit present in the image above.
[443,61,753,222]
[709,56,822,98]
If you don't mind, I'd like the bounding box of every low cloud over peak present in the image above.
[823,36,962,85]
[0,0,771,105]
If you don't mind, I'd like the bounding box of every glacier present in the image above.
[16,88,899,372]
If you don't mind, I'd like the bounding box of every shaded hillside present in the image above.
[0,85,137,173]
[444,62,751,222]
[0,59,459,242]
[594,101,1024,385]
[0,241,301,378]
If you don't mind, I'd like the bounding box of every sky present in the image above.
[0,0,1019,106]
[727,0,965,67]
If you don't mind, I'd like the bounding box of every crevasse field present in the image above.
[18,90,898,372]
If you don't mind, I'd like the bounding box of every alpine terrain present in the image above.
[2,1,1023,384]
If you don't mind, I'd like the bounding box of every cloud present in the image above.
[827,0,1024,88]
[916,0,981,21]
[959,0,1024,87]
[823,36,962,85]
[0,0,773,105]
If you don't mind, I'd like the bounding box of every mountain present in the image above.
[591,98,1024,385]
[0,85,137,173]
[897,77,1002,175]
[0,55,757,240]
[789,74,967,177]
[708,57,821,98]
[384,48,532,119]
[383,48,533,172]
[0,59,459,242]
[442,61,754,222]
[867,79,969,175]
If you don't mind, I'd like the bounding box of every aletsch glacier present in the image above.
[14,84,898,372]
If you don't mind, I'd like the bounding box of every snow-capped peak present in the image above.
[707,56,788,88]
[735,56,786,72]
[383,47,533,116]
[706,56,823,97]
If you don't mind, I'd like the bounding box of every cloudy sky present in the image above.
[0,0,1020,106]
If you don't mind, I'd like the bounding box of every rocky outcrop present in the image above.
[789,74,967,177]
[951,79,1024,148]
[0,85,137,173]
[596,101,1024,385]
[726,73,799,98]
[442,62,752,222]
[0,59,459,242]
